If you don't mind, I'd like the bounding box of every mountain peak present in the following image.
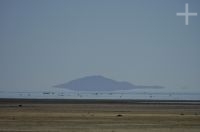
[54,75,164,91]
[81,75,108,80]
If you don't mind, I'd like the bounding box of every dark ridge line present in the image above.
[0,98,200,105]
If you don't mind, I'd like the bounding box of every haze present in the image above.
[0,0,200,94]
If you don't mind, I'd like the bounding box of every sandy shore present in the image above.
[0,99,200,132]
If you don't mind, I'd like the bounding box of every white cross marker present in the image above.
[176,3,197,25]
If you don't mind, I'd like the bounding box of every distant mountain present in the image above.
[53,75,164,91]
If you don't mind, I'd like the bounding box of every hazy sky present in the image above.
[0,0,200,92]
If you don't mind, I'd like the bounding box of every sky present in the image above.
[0,0,200,93]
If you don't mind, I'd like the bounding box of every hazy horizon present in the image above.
[1,0,200,98]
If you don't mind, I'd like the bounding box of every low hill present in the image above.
[53,75,164,91]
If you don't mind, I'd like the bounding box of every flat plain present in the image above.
[0,99,200,132]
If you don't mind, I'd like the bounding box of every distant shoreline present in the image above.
[1,98,200,105]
